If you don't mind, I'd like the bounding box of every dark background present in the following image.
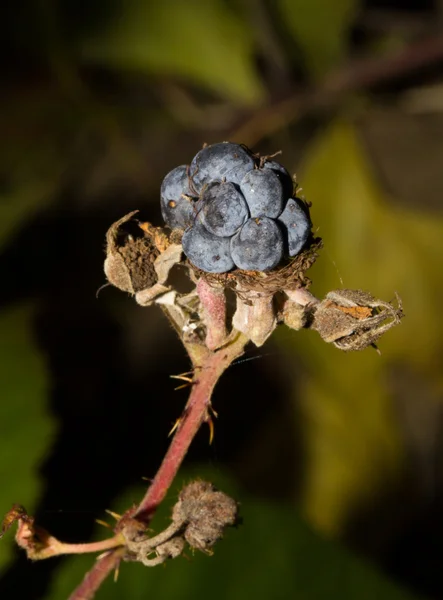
[1,0,443,598]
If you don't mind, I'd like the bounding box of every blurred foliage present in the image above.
[275,119,443,532]
[78,0,265,105]
[0,306,54,570]
[46,469,418,600]
[1,0,443,598]
[276,0,358,77]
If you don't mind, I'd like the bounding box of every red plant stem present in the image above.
[133,333,247,522]
[196,279,227,350]
[69,332,247,600]
[68,548,124,600]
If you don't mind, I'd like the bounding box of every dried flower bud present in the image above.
[104,211,167,294]
[311,289,403,351]
[172,481,238,553]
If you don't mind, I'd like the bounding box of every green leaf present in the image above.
[0,305,55,570]
[78,0,265,105]
[47,468,418,600]
[276,0,357,78]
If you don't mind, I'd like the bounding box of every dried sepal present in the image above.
[153,243,183,283]
[104,211,166,294]
[281,299,309,331]
[281,288,320,330]
[233,287,276,347]
[135,243,184,307]
[310,289,403,351]
[154,289,204,345]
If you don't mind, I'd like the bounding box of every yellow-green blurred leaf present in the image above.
[276,119,443,534]
[0,305,55,570]
[47,467,418,600]
[276,0,357,77]
[79,0,264,105]
[302,120,443,367]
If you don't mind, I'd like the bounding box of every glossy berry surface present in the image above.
[160,143,312,273]
[182,223,235,273]
[240,169,284,218]
[278,198,311,256]
[230,217,284,271]
[160,165,195,230]
[190,142,255,193]
[262,160,294,198]
[199,182,249,237]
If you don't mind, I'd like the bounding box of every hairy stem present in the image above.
[35,534,125,560]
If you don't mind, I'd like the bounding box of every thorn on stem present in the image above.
[174,382,194,391]
[105,510,122,522]
[170,375,194,383]
[205,406,218,444]
[95,519,112,529]
[168,418,181,437]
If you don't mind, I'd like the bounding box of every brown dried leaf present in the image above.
[311,289,403,351]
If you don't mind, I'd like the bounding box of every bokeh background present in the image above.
[1,0,443,598]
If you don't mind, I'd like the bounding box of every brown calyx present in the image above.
[188,236,322,295]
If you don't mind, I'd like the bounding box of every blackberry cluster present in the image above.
[160,142,311,273]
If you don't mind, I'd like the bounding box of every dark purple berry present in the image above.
[240,169,284,218]
[190,142,255,193]
[278,198,311,256]
[199,182,249,237]
[230,217,284,271]
[182,223,234,273]
[160,165,195,230]
[263,160,294,198]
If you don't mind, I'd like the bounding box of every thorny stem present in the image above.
[68,548,125,600]
[69,329,248,599]
[131,331,248,522]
